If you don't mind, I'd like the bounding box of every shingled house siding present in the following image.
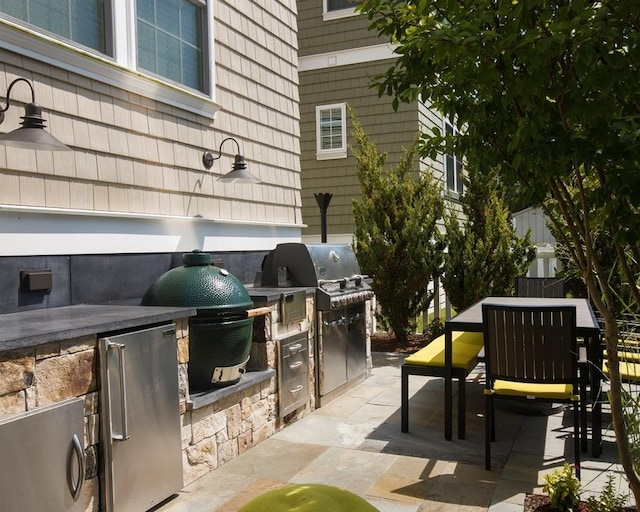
[297,1,379,56]
[0,1,301,311]
[0,1,299,227]
[300,60,420,240]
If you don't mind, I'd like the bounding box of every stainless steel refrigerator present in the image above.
[99,323,183,512]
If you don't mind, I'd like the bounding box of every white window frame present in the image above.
[316,103,347,160]
[0,0,218,119]
[444,117,464,197]
[322,0,359,21]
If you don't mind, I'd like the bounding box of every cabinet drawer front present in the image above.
[282,337,307,357]
[281,372,310,416]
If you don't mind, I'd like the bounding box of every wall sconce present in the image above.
[202,137,260,183]
[0,77,70,151]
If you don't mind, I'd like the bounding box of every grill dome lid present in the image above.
[141,250,252,311]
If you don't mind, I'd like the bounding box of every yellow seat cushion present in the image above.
[603,360,640,381]
[617,350,640,362]
[491,380,575,400]
[404,332,483,371]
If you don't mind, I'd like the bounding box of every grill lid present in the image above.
[261,243,363,287]
[141,250,253,311]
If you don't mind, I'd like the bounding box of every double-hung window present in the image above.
[323,0,359,21]
[0,0,209,95]
[444,118,464,196]
[316,103,347,160]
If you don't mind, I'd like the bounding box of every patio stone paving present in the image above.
[156,352,635,512]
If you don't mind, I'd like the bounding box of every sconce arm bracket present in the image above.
[202,137,241,169]
[0,78,37,124]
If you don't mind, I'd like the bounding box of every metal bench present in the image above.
[401,331,483,433]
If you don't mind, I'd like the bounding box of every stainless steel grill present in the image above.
[260,243,374,405]
[260,243,374,310]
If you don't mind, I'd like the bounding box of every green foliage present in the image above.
[542,463,630,512]
[357,0,640,499]
[584,474,629,512]
[351,110,445,345]
[442,166,535,312]
[542,463,581,511]
[424,317,444,342]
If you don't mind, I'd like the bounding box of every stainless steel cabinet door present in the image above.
[0,397,86,511]
[100,323,183,512]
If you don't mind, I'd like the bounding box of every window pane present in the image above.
[456,158,464,194]
[137,20,157,74]
[0,1,26,19]
[327,0,355,12]
[156,31,182,84]
[30,0,70,39]
[71,0,105,51]
[137,0,155,23]
[0,0,106,53]
[157,0,180,36]
[445,154,455,190]
[319,107,343,151]
[136,0,205,92]
[182,43,202,90]
[180,1,200,46]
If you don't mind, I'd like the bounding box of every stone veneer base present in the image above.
[186,369,276,410]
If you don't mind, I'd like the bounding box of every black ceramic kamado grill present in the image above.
[260,243,374,404]
[141,250,270,390]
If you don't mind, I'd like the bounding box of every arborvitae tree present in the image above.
[351,113,445,346]
[442,167,535,313]
[358,2,640,497]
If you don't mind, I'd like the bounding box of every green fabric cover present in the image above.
[237,484,379,512]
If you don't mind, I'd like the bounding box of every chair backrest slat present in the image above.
[515,277,565,298]
[483,304,577,385]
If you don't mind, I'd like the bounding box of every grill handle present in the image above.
[246,306,272,318]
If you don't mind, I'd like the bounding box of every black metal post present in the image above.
[314,193,332,243]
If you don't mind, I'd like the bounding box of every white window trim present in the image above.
[316,103,347,160]
[0,2,219,120]
[322,1,358,22]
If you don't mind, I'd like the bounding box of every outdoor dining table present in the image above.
[444,296,602,457]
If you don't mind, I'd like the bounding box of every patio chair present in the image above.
[482,304,581,478]
[515,277,566,298]
[603,320,640,382]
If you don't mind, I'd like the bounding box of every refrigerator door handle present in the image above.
[108,341,130,441]
[68,433,85,501]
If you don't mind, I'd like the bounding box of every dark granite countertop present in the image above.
[0,304,196,352]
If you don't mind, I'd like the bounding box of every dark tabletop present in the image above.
[446,296,600,334]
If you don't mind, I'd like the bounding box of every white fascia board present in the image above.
[298,43,398,72]
[0,206,303,256]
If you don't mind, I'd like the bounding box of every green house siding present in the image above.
[300,60,423,239]
[298,1,382,56]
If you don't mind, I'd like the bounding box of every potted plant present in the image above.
[523,463,634,511]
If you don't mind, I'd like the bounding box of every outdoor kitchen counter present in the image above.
[247,286,315,303]
[0,304,196,352]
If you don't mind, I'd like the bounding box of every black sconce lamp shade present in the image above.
[202,137,260,183]
[0,78,70,151]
